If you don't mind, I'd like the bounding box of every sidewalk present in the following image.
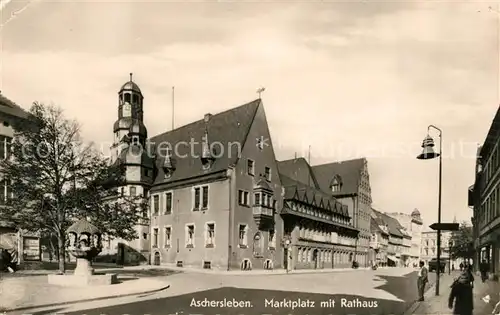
[407,272,500,315]
[0,274,170,312]
[142,264,394,275]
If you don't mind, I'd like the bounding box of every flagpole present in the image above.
[171,86,175,130]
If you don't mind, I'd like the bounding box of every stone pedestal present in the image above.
[74,258,94,276]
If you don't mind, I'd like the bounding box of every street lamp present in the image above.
[417,125,442,296]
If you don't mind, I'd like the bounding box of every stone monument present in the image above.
[48,218,118,286]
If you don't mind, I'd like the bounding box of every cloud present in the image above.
[0,1,497,223]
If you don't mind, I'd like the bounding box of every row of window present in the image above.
[288,201,350,225]
[247,159,271,181]
[150,185,209,216]
[151,223,276,249]
[479,184,500,227]
[151,222,216,249]
[238,190,276,208]
[296,248,354,264]
[483,140,500,182]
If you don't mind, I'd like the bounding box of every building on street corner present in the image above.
[277,158,359,269]
[372,210,404,266]
[369,213,389,266]
[311,158,373,268]
[470,106,500,276]
[386,209,423,266]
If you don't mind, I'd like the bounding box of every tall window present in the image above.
[186,225,195,247]
[264,167,271,181]
[238,190,249,206]
[202,186,209,209]
[0,180,6,205]
[152,195,159,215]
[129,186,136,196]
[165,192,172,214]
[0,136,12,160]
[254,193,260,206]
[153,228,158,248]
[331,176,341,192]
[206,223,215,247]
[193,186,209,210]
[193,188,200,210]
[164,227,171,248]
[247,159,255,176]
[238,224,248,247]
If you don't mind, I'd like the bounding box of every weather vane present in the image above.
[257,87,266,98]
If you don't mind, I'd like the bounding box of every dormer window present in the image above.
[330,175,342,192]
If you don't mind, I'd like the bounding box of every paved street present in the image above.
[24,268,436,315]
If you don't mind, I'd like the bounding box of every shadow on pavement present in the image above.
[36,287,408,315]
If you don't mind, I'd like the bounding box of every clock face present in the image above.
[123,104,131,117]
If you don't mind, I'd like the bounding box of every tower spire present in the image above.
[129,72,133,82]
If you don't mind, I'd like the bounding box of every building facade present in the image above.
[278,158,359,270]
[420,230,462,269]
[311,158,373,267]
[103,75,377,270]
[386,209,423,266]
[0,93,40,265]
[373,210,404,266]
[470,107,500,275]
[369,215,389,267]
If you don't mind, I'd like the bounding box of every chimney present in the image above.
[204,113,212,123]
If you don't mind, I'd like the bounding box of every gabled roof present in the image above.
[150,99,260,185]
[0,93,29,120]
[281,174,350,218]
[311,158,365,196]
[277,158,319,188]
[373,209,404,238]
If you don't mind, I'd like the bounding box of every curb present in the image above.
[5,283,170,312]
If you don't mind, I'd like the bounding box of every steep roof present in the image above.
[311,158,365,196]
[277,158,319,188]
[149,99,261,185]
[371,217,382,233]
[377,211,404,238]
[0,93,29,120]
[281,174,350,218]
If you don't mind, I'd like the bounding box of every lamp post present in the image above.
[417,125,442,296]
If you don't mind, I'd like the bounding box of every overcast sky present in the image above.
[1,0,499,228]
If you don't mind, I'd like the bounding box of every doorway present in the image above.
[153,252,160,266]
[312,249,319,269]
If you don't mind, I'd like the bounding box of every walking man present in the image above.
[417,260,428,301]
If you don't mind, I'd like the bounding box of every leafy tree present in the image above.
[0,103,147,273]
[449,222,474,260]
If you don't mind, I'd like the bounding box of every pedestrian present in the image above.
[448,270,474,315]
[459,262,464,271]
[417,260,428,301]
[480,260,489,283]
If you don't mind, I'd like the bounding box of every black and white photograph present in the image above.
[0,0,499,314]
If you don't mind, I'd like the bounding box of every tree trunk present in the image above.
[57,233,66,274]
